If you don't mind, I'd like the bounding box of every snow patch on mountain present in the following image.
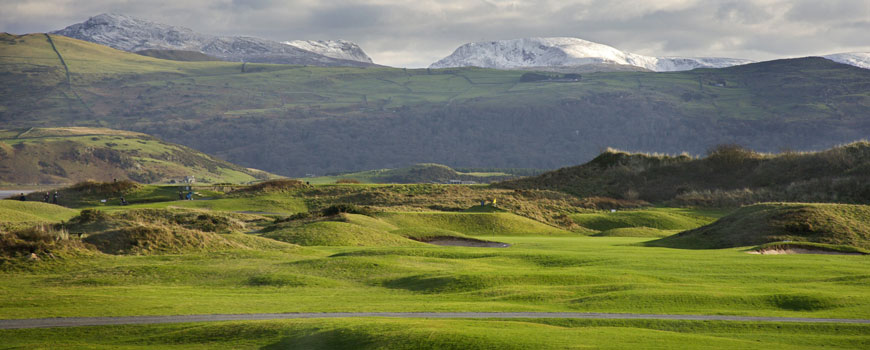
[823,52,870,69]
[51,13,374,67]
[283,40,372,63]
[430,37,755,72]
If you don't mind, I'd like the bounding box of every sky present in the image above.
[2,0,869,67]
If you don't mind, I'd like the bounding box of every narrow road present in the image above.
[2,312,869,329]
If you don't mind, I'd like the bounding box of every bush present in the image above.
[519,72,550,82]
[321,204,373,217]
[69,180,139,194]
[236,179,305,193]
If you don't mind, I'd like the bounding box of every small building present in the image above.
[447,179,477,185]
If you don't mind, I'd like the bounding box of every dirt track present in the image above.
[2,312,869,329]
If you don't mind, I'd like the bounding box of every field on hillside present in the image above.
[0,127,274,184]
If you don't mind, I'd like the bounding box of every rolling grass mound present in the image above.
[648,203,870,249]
[594,227,678,238]
[82,224,245,255]
[571,208,716,231]
[263,220,421,247]
[377,212,571,236]
[0,200,78,222]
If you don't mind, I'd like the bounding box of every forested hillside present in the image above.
[2,33,869,176]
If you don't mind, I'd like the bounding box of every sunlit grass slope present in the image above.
[649,203,870,250]
[2,318,868,350]
[0,200,78,222]
[377,212,571,236]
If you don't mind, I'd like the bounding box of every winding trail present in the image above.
[2,312,869,330]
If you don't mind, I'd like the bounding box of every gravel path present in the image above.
[2,312,869,329]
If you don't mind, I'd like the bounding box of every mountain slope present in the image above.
[282,40,373,63]
[135,49,222,62]
[0,127,274,184]
[2,33,870,176]
[430,37,754,71]
[823,52,870,69]
[51,13,374,67]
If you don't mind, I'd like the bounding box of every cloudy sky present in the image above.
[2,0,869,67]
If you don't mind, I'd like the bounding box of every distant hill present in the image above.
[2,33,870,176]
[304,164,543,184]
[0,127,273,184]
[647,203,870,251]
[135,49,222,62]
[497,142,870,206]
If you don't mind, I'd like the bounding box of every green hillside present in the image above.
[303,163,537,184]
[0,127,274,184]
[0,201,78,223]
[648,203,870,250]
[135,49,223,62]
[3,33,870,176]
[498,142,870,206]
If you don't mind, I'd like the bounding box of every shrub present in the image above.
[321,204,373,217]
[236,179,305,193]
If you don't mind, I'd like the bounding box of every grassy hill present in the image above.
[135,49,223,62]
[0,127,274,184]
[498,142,870,206]
[303,163,540,184]
[648,203,870,251]
[0,200,78,223]
[2,33,870,176]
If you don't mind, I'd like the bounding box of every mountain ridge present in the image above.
[51,13,375,67]
[431,37,869,72]
[430,37,756,71]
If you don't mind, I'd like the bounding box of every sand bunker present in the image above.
[749,248,864,255]
[421,237,511,248]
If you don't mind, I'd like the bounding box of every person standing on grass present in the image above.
[43,192,49,202]
[19,193,26,201]
[52,191,58,204]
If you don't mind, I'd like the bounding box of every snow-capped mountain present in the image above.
[283,40,372,63]
[430,37,755,72]
[52,13,375,67]
[823,52,870,69]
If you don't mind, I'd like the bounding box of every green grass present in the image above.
[594,227,680,237]
[263,220,421,247]
[0,200,78,222]
[100,194,308,214]
[1,318,868,349]
[570,207,724,232]
[377,212,572,236]
[302,163,519,184]
[649,203,870,249]
[3,236,869,320]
